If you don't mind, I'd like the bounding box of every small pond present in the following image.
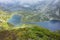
[8,14,22,26]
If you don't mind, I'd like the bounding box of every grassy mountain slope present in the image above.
[0,24,60,40]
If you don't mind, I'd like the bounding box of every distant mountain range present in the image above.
[0,0,60,20]
[0,0,51,12]
[0,0,58,13]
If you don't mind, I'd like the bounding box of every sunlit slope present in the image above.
[0,11,11,21]
[0,10,12,30]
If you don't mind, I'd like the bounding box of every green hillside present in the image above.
[0,24,60,40]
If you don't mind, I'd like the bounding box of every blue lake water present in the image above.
[8,15,22,26]
[8,15,60,31]
[34,20,60,31]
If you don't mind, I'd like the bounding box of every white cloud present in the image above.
[23,5,30,7]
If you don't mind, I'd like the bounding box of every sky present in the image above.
[0,0,43,4]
